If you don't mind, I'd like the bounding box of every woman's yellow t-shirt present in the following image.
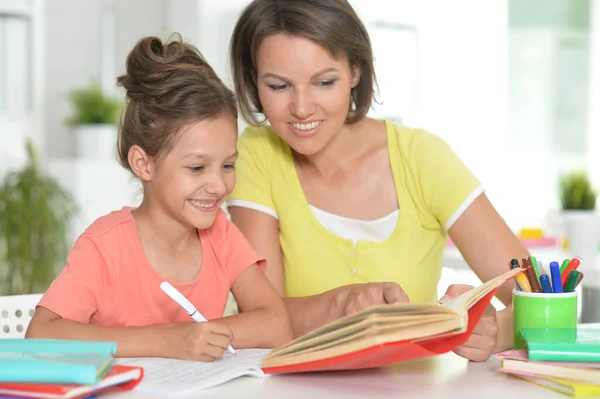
[228,121,482,304]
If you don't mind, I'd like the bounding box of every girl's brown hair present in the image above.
[229,0,376,126]
[117,34,237,172]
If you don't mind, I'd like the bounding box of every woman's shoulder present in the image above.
[387,121,445,149]
[386,121,455,164]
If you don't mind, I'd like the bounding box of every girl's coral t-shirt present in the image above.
[38,208,264,326]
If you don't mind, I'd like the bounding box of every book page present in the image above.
[441,268,522,313]
[263,318,462,368]
[270,313,457,358]
[272,304,457,354]
[117,349,270,396]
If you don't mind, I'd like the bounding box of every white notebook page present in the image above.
[117,348,271,396]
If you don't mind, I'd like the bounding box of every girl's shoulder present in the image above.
[81,206,136,239]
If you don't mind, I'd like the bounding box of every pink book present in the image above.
[496,350,600,385]
[496,350,600,369]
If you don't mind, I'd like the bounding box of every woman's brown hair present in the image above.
[117,33,237,172]
[229,0,376,126]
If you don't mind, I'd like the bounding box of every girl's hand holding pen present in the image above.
[165,321,234,362]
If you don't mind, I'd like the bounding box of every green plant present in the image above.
[559,171,597,210]
[0,140,77,295]
[67,81,122,126]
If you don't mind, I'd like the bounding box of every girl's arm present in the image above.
[448,193,529,353]
[218,264,293,348]
[26,307,233,361]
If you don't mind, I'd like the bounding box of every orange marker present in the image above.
[561,257,581,288]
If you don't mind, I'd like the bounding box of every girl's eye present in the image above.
[268,83,288,91]
[318,80,336,88]
[222,163,236,171]
[189,165,204,173]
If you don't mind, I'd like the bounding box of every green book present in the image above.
[521,327,600,362]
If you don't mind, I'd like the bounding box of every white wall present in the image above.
[44,0,103,158]
[350,0,517,223]
[44,0,167,158]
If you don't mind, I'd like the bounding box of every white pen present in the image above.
[160,281,236,354]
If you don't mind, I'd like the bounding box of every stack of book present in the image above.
[497,327,600,397]
[0,339,143,399]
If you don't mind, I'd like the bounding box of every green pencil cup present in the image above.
[513,289,578,350]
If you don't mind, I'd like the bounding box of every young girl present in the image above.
[26,34,293,361]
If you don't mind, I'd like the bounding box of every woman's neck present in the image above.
[295,117,384,177]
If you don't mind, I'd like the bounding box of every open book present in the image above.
[261,267,522,374]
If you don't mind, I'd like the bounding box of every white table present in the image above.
[104,324,600,399]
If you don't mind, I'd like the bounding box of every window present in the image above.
[0,13,31,114]
[507,0,591,222]
[368,22,419,126]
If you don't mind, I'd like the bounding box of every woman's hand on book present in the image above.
[440,284,499,362]
[166,321,234,362]
[331,282,410,318]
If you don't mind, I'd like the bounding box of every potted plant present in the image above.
[67,81,122,160]
[559,171,600,267]
[0,140,77,295]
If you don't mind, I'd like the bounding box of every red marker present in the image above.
[561,257,581,288]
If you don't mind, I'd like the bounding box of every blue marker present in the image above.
[539,274,552,293]
[550,261,563,293]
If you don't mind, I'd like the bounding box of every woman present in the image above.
[227,0,528,361]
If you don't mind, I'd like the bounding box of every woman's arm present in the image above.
[26,307,233,361]
[448,193,529,353]
[229,206,408,337]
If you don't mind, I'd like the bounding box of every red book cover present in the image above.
[0,365,143,399]
[262,288,498,374]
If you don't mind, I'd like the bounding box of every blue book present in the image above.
[0,339,116,384]
[0,339,116,355]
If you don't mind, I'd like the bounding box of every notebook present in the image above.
[0,339,117,384]
[0,365,143,399]
[261,268,522,373]
[520,327,600,362]
[118,349,270,396]
[511,374,600,398]
[496,350,600,385]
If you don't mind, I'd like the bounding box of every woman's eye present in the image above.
[268,83,288,91]
[222,163,236,171]
[189,165,204,173]
[318,80,336,88]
